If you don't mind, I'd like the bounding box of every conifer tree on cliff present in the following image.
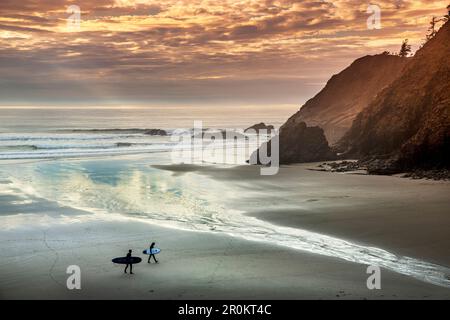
[398,39,411,57]
[426,16,439,41]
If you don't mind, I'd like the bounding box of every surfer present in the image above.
[148,242,158,263]
[124,249,134,274]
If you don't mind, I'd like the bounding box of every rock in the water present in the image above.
[244,122,274,133]
[116,142,133,147]
[144,129,167,136]
[250,120,336,165]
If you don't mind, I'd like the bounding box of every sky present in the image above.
[0,0,448,107]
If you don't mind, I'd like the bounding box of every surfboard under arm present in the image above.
[142,248,161,255]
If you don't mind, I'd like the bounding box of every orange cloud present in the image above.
[0,0,448,105]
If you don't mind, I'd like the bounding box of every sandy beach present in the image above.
[1,215,450,300]
[1,158,449,299]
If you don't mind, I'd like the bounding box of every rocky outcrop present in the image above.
[244,122,274,133]
[192,129,247,140]
[338,21,450,172]
[290,54,408,145]
[144,129,167,136]
[250,119,336,165]
[69,128,168,135]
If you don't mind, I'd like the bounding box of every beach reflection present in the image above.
[2,156,450,288]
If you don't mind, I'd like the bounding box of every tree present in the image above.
[426,16,438,42]
[444,5,450,22]
[398,39,411,57]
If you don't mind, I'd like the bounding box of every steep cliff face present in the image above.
[339,21,450,171]
[291,54,408,145]
[250,54,408,165]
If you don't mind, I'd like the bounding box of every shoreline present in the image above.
[1,157,450,299]
[308,160,450,181]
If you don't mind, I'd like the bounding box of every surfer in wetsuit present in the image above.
[124,249,134,274]
[148,242,158,263]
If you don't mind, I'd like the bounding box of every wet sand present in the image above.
[1,216,450,300]
[1,161,450,299]
[156,163,450,266]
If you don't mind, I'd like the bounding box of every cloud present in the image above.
[0,0,448,105]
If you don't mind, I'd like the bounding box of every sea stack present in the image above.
[250,119,336,165]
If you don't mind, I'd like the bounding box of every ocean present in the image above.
[0,105,296,160]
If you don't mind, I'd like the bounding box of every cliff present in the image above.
[339,21,450,172]
[291,54,408,145]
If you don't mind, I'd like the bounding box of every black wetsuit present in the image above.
[124,252,133,274]
[148,244,158,263]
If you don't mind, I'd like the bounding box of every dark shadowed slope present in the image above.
[339,21,450,171]
[292,54,408,145]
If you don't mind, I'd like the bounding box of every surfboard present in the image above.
[142,248,161,255]
[112,257,142,265]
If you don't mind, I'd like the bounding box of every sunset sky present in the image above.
[0,0,448,107]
